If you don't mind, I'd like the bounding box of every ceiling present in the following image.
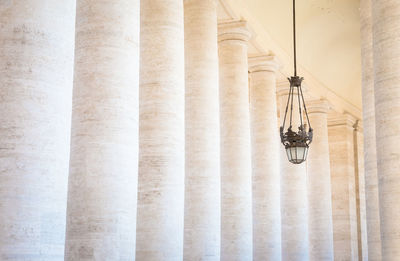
[220,0,362,111]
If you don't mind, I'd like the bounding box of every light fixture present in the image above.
[279,0,313,164]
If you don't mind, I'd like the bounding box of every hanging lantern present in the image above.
[279,0,313,164]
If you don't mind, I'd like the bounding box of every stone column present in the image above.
[136,0,185,260]
[218,20,253,261]
[328,113,359,261]
[306,99,334,261]
[354,123,369,261]
[183,0,220,260]
[277,82,309,261]
[359,0,382,259]
[249,55,281,261]
[0,1,75,259]
[65,1,139,260]
[372,1,400,260]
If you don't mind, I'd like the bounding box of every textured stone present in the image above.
[354,123,369,261]
[277,82,309,261]
[306,99,334,261]
[0,1,75,259]
[359,1,382,259]
[218,20,253,261]
[184,0,220,260]
[64,1,139,260]
[249,55,281,261]
[136,0,185,260]
[328,114,358,261]
[372,0,400,260]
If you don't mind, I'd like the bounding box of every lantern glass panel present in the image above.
[285,145,309,164]
[286,148,292,161]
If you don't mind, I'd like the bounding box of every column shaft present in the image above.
[354,124,369,261]
[65,1,139,260]
[360,0,382,259]
[136,0,185,259]
[184,0,220,260]
[0,1,75,259]
[218,21,253,261]
[328,114,359,261]
[307,100,334,261]
[277,83,309,261]
[372,0,400,259]
[249,56,281,261]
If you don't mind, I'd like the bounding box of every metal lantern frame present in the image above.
[279,0,313,164]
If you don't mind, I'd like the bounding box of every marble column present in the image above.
[183,0,220,260]
[306,99,334,261]
[372,1,400,260]
[0,1,75,259]
[136,0,185,260]
[354,123,369,261]
[65,1,139,260]
[277,82,309,261]
[328,113,358,261]
[249,55,281,261]
[359,0,382,259]
[218,21,253,261]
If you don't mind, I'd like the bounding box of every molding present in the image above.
[218,20,251,43]
[307,98,331,114]
[248,55,281,73]
[184,0,217,6]
[328,112,357,128]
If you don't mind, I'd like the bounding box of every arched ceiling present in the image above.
[220,0,362,110]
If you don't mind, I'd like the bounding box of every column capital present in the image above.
[276,81,291,97]
[307,99,331,114]
[248,55,281,73]
[184,0,217,6]
[218,20,251,43]
[328,112,358,128]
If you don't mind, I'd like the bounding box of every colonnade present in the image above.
[0,0,399,260]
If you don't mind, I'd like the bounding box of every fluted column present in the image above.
[372,1,400,260]
[218,21,253,261]
[277,83,309,261]
[249,55,281,261]
[306,99,334,261]
[184,0,220,260]
[0,2,75,259]
[359,0,382,259]
[136,0,185,260]
[65,1,139,260]
[328,113,358,261]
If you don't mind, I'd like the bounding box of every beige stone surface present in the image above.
[64,1,139,260]
[359,1,382,259]
[249,55,281,261]
[218,20,253,261]
[136,0,185,260]
[372,0,400,260]
[184,0,221,260]
[0,1,75,259]
[277,83,309,261]
[354,123,369,261]
[306,99,334,261]
[328,114,358,261]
